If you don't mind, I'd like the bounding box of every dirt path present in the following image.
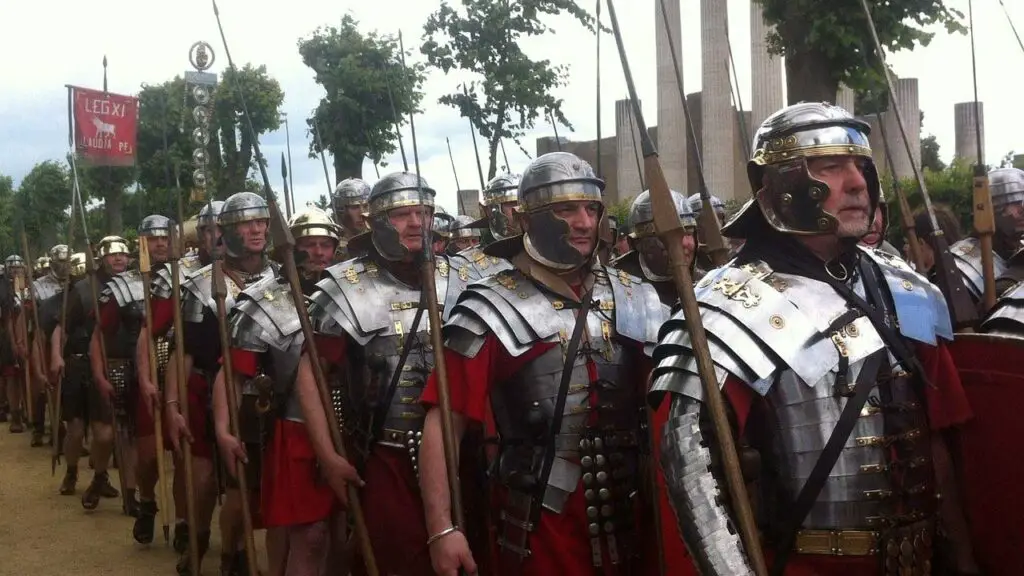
[0,426,265,575]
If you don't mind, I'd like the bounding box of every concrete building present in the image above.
[701,0,735,203]
[655,0,687,192]
[750,2,783,130]
[836,84,855,114]
[955,101,985,164]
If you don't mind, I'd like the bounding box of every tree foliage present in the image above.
[885,158,973,247]
[14,161,73,254]
[299,16,426,182]
[921,134,945,172]
[421,0,599,180]
[0,175,15,257]
[754,0,964,104]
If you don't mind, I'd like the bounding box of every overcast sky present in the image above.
[1,0,1021,218]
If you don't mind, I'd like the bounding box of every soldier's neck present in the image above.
[229,253,264,274]
[380,255,421,287]
[799,235,842,263]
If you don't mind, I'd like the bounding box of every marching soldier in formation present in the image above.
[611,189,696,306]
[446,215,481,255]
[27,245,72,446]
[332,177,371,261]
[687,192,728,278]
[1,255,29,434]
[165,192,278,576]
[449,173,519,278]
[220,206,341,575]
[94,215,173,543]
[433,206,455,256]
[950,167,1024,302]
[650,102,978,575]
[51,237,129,507]
[293,171,458,575]
[140,200,222,554]
[420,151,668,575]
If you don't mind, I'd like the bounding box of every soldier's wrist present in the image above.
[426,525,459,546]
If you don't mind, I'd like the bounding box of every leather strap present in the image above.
[770,349,886,575]
[532,287,595,523]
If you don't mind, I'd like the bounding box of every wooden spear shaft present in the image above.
[21,232,52,452]
[211,261,258,576]
[168,227,200,573]
[138,238,171,544]
[606,1,768,573]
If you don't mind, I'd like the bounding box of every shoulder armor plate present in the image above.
[104,270,145,308]
[951,237,1007,299]
[859,247,953,344]
[232,276,302,351]
[982,279,1024,336]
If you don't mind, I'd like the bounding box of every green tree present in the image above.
[75,162,136,238]
[754,0,964,104]
[885,158,973,247]
[14,161,76,254]
[422,0,599,180]
[299,16,427,182]
[921,134,945,172]
[0,175,15,256]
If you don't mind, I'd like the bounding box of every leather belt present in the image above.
[794,529,880,556]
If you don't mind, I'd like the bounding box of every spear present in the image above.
[606,1,769,574]
[312,117,333,196]
[595,0,602,179]
[461,84,487,189]
[446,137,462,192]
[22,231,52,465]
[997,0,1024,58]
[967,0,997,311]
[138,235,171,544]
[383,57,409,172]
[210,2,378,573]
[398,26,464,533]
[860,0,978,328]
[724,19,752,159]
[548,110,563,152]
[874,113,926,272]
[13,264,33,435]
[656,0,729,266]
[282,152,292,219]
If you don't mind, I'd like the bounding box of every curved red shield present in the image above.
[947,333,1024,575]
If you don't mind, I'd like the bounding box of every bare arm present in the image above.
[49,324,63,380]
[419,406,466,535]
[89,328,105,383]
[136,327,150,388]
[212,367,230,439]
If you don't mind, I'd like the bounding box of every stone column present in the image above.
[456,189,481,219]
[750,2,783,131]
[836,84,855,114]
[955,101,985,164]
[894,78,920,175]
[655,0,687,192]
[701,0,735,201]
[616,99,644,202]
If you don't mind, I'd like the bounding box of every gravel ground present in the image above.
[0,426,266,575]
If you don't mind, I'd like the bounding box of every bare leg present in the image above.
[283,521,331,576]
[133,433,159,543]
[266,527,289,576]
[60,418,86,495]
[6,376,24,431]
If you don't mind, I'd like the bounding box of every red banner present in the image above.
[72,86,139,166]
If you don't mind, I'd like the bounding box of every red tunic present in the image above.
[229,347,337,528]
[316,335,433,576]
[421,334,658,576]
[132,297,177,440]
[716,341,970,575]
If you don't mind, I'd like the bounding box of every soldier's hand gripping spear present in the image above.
[138,237,172,543]
[210,1,378,573]
[606,1,769,574]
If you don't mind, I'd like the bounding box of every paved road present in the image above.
[0,426,262,575]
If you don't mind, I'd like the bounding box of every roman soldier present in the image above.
[650,103,978,575]
[164,192,277,576]
[420,151,667,575]
[448,173,519,279]
[26,245,71,446]
[219,206,341,575]
[433,206,455,256]
[950,167,1024,301]
[332,178,371,261]
[35,256,50,279]
[141,200,222,554]
[447,215,481,254]
[49,237,129,507]
[93,215,173,543]
[610,189,696,306]
[291,171,460,575]
[2,255,30,434]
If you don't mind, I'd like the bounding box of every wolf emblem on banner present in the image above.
[946,332,1024,576]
